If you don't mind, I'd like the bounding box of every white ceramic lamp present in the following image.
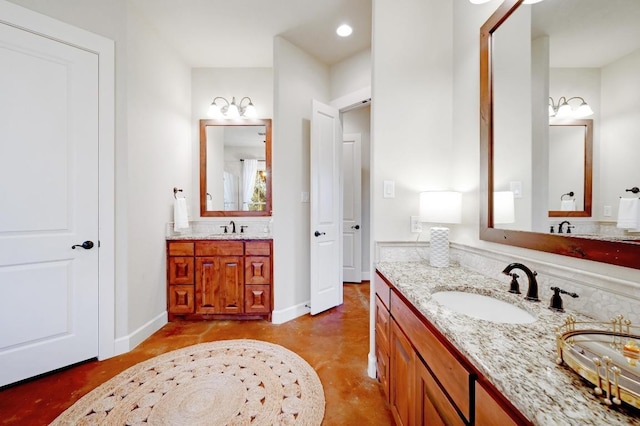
[493,191,515,224]
[420,191,462,268]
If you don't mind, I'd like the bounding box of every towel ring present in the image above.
[173,187,184,199]
[206,192,212,200]
[626,187,640,194]
[560,191,574,200]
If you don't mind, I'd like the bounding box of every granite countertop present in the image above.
[376,261,640,426]
[166,233,272,241]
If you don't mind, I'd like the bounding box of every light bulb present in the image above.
[556,102,572,118]
[336,24,353,37]
[227,98,240,118]
[208,103,222,118]
[244,102,257,118]
[574,102,594,117]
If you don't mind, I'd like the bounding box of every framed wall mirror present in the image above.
[548,118,592,218]
[199,118,272,217]
[480,0,640,270]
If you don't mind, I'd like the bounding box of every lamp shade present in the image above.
[493,191,515,224]
[419,191,462,224]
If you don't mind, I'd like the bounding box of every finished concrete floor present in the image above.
[0,282,394,425]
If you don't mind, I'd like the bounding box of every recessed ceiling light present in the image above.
[336,24,353,37]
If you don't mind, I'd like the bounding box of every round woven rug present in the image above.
[51,339,325,426]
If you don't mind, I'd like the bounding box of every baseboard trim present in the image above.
[367,351,377,379]
[271,301,310,325]
[114,311,167,355]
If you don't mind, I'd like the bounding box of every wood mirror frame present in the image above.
[480,0,640,270]
[548,118,592,218]
[199,118,272,217]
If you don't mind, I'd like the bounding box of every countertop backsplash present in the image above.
[376,241,640,325]
[166,218,272,240]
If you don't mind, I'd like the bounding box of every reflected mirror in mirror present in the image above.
[199,119,272,217]
[548,119,592,218]
[480,0,640,270]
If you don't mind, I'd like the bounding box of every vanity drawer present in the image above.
[195,241,243,256]
[374,271,391,310]
[390,291,473,421]
[168,284,194,314]
[245,285,271,313]
[245,241,271,256]
[168,241,194,256]
[168,256,194,284]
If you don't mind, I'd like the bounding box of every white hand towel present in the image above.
[206,199,213,210]
[174,198,189,231]
[560,199,576,211]
[616,197,639,229]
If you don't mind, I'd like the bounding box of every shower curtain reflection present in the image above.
[242,159,258,211]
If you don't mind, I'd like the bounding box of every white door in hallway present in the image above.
[342,133,362,283]
[310,100,343,315]
[0,19,99,387]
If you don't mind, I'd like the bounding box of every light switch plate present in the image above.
[383,180,395,198]
[509,181,523,198]
[603,205,612,217]
[301,191,310,203]
[410,216,422,233]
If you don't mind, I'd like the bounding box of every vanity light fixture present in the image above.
[207,96,257,119]
[336,24,353,37]
[469,0,544,3]
[419,191,462,268]
[548,96,594,118]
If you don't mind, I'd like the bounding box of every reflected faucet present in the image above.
[502,263,539,302]
[229,220,236,233]
[558,220,572,234]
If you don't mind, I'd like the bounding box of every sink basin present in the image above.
[430,291,536,324]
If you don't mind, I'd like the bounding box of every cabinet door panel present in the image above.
[168,285,194,314]
[196,257,218,314]
[375,342,390,402]
[219,256,244,314]
[245,256,271,284]
[375,295,390,352]
[390,320,414,426]
[416,359,465,426]
[245,284,270,313]
[168,256,194,284]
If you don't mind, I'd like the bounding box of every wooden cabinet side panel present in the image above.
[219,256,244,314]
[245,256,271,285]
[391,291,472,421]
[390,320,414,426]
[415,359,465,426]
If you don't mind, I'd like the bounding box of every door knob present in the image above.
[351,225,360,230]
[72,240,94,250]
[314,231,326,237]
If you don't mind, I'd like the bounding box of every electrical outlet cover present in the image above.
[410,216,422,233]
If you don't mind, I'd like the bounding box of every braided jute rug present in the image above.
[50,339,325,426]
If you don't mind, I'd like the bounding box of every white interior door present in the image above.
[0,20,99,387]
[310,99,343,315]
[342,133,362,283]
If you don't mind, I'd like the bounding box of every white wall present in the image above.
[124,4,192,346]
[330,49,371,100]
[372,0,454,242]
[272,36,331,322]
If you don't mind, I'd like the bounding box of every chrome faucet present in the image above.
[502,263,539,302]
[229,220,236,233]
[558,220,572,234]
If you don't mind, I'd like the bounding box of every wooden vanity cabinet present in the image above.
[375,270,531,426]
[167,239,272,321]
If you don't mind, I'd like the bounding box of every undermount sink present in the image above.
[430,291,536,324]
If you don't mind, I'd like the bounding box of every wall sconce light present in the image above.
[493,191,516,224]
[419,191,462,268]
[207,96,257,119]
[548,96,594,118]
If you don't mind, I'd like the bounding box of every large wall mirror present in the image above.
[480,0,640,270]
[200,119,272,217]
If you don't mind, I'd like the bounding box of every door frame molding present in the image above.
[1,0,116,360]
